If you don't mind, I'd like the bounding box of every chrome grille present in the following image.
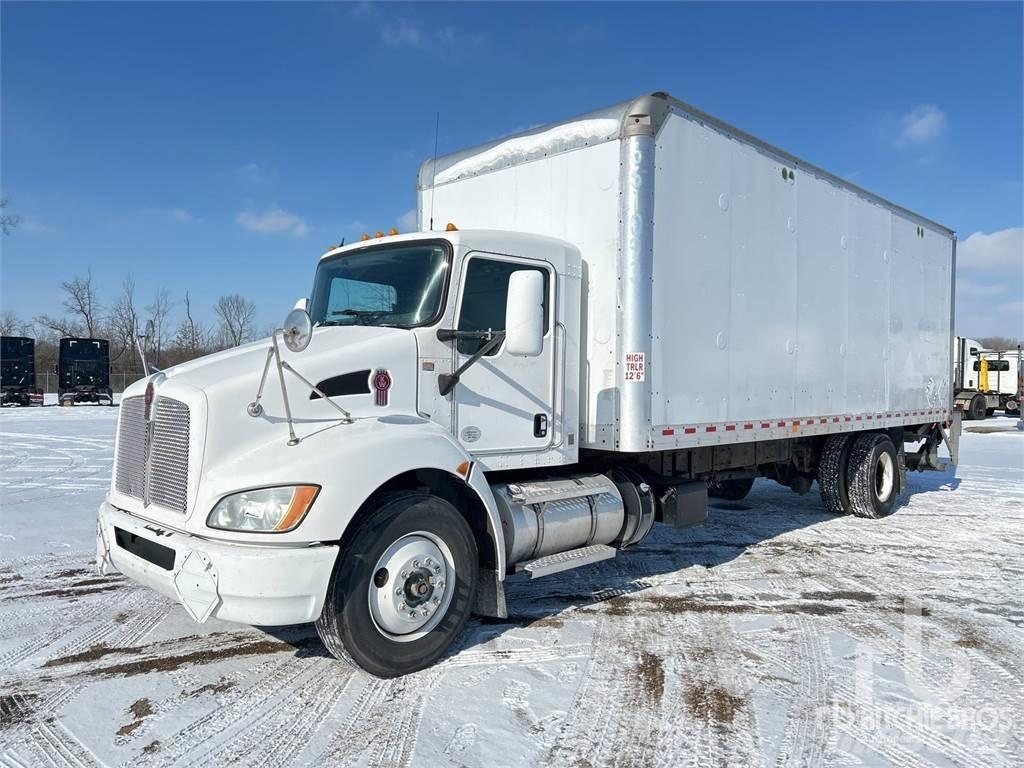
[147,398,190,512]
[115,397,148,499]
[114,394,191,514]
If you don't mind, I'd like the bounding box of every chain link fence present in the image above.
[36,372,147,394]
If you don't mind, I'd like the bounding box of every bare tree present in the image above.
[977,336,1022,352]
[33,313,82,338]
[61,269,102,337]
[214,294,256,348]
[145,288,174,367]
[174,291,209,357]
[108,276,141,365]
[0,311,28,336]
[0,199,21,235]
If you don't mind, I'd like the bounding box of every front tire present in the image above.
[846,433,899,519]
[968,394,986,420]
[315,492,478,678]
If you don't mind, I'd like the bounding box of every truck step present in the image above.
[516,544,616,579]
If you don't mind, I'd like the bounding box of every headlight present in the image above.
[207,486,319,532]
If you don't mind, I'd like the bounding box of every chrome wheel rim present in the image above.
[368,531,455,642]
[874,451,895,503]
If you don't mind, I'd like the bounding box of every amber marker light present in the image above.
[275,486,320,532]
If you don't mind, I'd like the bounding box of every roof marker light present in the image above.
[446,222,458,231]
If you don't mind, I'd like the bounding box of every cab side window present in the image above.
[457,259,549,355]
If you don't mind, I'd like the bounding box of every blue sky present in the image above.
[3,1,1022,339]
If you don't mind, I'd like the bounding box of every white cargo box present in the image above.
[419,92,955,452]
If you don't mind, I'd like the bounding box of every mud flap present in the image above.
[173,550,221,623]
[942,411,961,467]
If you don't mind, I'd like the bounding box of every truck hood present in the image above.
[113,325,421,524]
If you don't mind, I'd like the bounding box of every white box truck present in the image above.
[97,92,960,677]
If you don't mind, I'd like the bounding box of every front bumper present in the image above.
[97,501,338,626]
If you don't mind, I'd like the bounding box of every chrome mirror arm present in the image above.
[247,329,353,447]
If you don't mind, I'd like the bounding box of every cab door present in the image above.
[451,253,555,455]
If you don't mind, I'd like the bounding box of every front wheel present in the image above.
[968,394,987,420]
[315,492,478,678]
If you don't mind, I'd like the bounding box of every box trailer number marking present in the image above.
[625,352,645,382]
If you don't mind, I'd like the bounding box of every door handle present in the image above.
[533,413,548,438]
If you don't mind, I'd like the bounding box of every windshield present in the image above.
[309,242,450,328]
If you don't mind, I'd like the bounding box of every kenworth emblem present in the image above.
[372,369,392,407]
[144,381,155,421]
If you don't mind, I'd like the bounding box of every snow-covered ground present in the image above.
[1,407,1021,767]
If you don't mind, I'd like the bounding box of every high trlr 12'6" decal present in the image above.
[625,352,645,382]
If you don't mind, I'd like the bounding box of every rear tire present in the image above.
[818,434,853,514]
[315,492,477,678]
[706,477,755,501]
[846,433,899,519]
[968,394,986,420]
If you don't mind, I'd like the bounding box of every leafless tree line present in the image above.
[0,268,258,375]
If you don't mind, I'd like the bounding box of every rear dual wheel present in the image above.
[315,492,477,678]
[818,432,899,518]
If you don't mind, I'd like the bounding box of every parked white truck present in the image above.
[953,336,1021,418]
[97,92,960,677]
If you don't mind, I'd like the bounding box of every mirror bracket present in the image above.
[437,330,505,396]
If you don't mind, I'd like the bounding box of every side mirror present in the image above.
[505,270,544,357]
[282,308,313,353]
[293,297,309,312]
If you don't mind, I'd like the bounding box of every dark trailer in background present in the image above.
[59,337,114,405]
[1,336,41,406]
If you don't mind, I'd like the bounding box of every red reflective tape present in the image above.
[832,417,839,422]
[856,416,863,421]
[744,423,754,430]
[867,415,873,420]
[761,422,771,429]
[805,419,814,425]
[777,421,786,427]
[819,418,827,424]
[684,427,697,434]
[705,426,717,433]
[662,428,675,436]
[725,424,736,431]
[845,416,852,422]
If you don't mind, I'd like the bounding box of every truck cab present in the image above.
[98,229,598,677]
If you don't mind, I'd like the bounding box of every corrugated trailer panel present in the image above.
[420,93,955,454]
[645,109,952,450]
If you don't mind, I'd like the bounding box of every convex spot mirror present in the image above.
[505,270,544,357]
[282,308,312,353]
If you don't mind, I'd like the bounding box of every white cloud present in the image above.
[378,17,483,50]
[236,162,276,188]
[958,228,1024,271]
[236,206,309,237]
[381,19,424,47]
[166,208,193,223]
[896,104,946,146]
[398,209,417,232]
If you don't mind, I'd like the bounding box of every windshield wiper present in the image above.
[332,308,391,319]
